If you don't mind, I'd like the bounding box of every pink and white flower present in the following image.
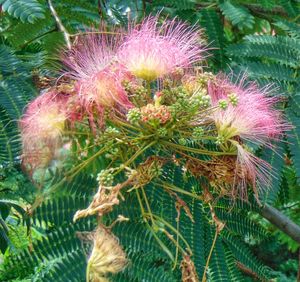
[207,73,288,197]
[20,91,68,171]
[62,32,133,126]
[117,16,205,81]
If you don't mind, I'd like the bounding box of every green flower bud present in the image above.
[97,169,114,186]
[126,108,141,124]
[179,138,187,146]
[191,93,211,108]
[218,99,228,110]
[215,135,225,145]
[157,127,168,137]
[228,92,238,106]
[105,126,120,135]
[192,127,204,140]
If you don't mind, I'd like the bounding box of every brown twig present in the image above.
[236,261,261,281]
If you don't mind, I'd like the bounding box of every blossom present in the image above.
[206,74,288,196]
[20,91,68,172]
[62,32,119,80]
[117,16,204,80]
[62,32,133,125]
[208,74,286,145]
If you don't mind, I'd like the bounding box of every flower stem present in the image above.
[202,228,218,282]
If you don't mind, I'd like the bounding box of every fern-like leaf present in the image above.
[0,0,45,23]
[219,1,255,30]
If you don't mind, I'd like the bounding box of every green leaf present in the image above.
[0,106,21,163]
[286,109,300,182]
[199,9,228,70]
[219,1,255,30]
[0,0,45,23]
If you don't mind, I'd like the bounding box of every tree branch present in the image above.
[47,0,71,50]
[259,204,300,245]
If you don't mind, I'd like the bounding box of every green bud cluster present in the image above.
[127,108,141,124]
[122,80,130,90]
[228,92,238,106]
[105,147,119,159]
[149,163,163,178]
[97,169,114,186]
[191,92,211,108]
[215,135,225,145]
[218,99,228,110]
[157,127,168,137]
[179,138,187,146]
[192,127,204,140]
[135,85,147,96]
[105,126,120,135]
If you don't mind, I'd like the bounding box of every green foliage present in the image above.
[0,0,45,23]
[199,9,228,69]
[0,106,20,163]
[219,1,255,30]
[0,0,300,281]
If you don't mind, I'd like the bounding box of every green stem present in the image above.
[161,140,236,156]
[86,261,90,282]
[141,187,155,226]
[156,180,203,201]
[145,213,192,254]
[135,190,175,261]
[113,141,156,175]
[202,228,218,282]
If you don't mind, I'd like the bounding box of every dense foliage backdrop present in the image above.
[0,0,300,281]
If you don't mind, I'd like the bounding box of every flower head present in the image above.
[62,32,133,126]
[117,16,205,80]
[205,73,288,197]
[208,74,286,145]
[62,32,120,80]
[20,91,68,172]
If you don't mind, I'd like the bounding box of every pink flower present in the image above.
[207,74,288,197]
[20,91,68,172]
[62,32,133,126]
[75,67,133,127]
[208,74,286,145]
[62,32,120,80]
[117,16,205,80]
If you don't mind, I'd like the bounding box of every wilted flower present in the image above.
[117,16,204,80]
[87,227,127,282]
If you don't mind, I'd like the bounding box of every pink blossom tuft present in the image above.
[62,32,121,80]
[62,32,133,126]
[75,67,133,124]
[117,16,205,80]
[207,73,289,196]
[20,91,68,172]
[208,73,287,145]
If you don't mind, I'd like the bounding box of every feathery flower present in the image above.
[206,74,287,197]
[62,32,120,80]
[63,33,133,125]
[208,74,286,145]
[117,16,204,81]
[20,91,68,172]
[63,32,132,127]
